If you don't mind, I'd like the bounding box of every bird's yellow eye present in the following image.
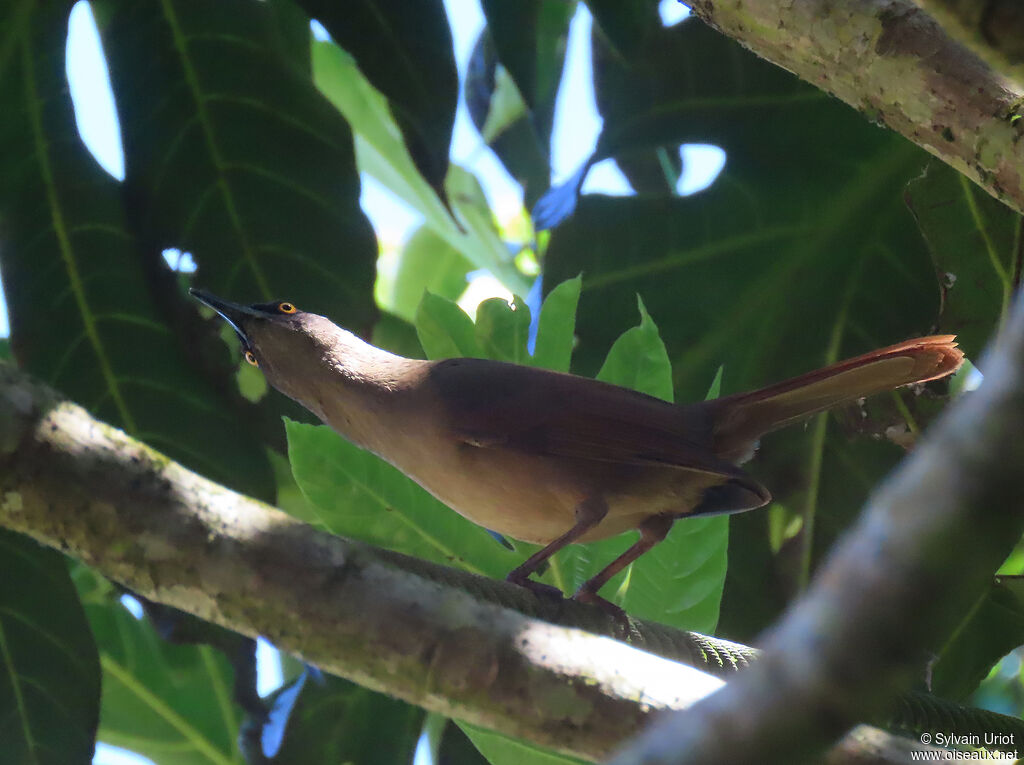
[244,350,259,367]
[278,302,297,314]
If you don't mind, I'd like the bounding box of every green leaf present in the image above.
[595,296,673,400]
[479,0,573,134]
[296,0,458,215]
[475,296,531,364]
[0,532,100,765]
[0,1,274,500]
[386,225,471,324]
[75,571,242,765]
[97,0,377,330]
[270,674,423,764]
[531,275,582,372]
[905,162,1023,361]
[585,0,659,60]
[469,1,573,206]
[286,419,521,579]
[465,31,551,209]
[458,721,587,765]
[932,580,1024,701]
[312,40,529,293]
[553,301,727,632]
[705,366,724,400]
[415,292,483,360]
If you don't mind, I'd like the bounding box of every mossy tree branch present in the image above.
[685,0,1024,215]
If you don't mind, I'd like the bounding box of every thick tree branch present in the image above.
[913,0,1024,85]
[685,0,1024,215]
[609,300,1024,760]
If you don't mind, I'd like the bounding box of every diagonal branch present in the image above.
[685,0,1024,215]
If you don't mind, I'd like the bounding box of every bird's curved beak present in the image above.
[189,288,260,348]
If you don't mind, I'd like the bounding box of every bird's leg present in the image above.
[505,496,608,599]
[573,514,675,614]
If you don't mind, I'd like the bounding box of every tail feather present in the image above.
[712,336,963,460]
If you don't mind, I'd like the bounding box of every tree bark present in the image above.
[686,0,1024,215]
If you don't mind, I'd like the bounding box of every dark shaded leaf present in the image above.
[75,569,243,765]
[459,722,587,765]
[438,718,491,765]
[480,0,573,134]
[0,0,274,499]
[297,0,457,216]
[905,161,1023,362]
[98,0,377,331]
[465,30,552,208]
[471,1,573,205]
[932,580,1024,701]
[0,532,99,765]
[270,674,423,765]
[585,0,659,60]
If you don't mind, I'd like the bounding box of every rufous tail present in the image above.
[711,336,963,460]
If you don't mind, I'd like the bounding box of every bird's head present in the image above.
[189,288,343,405]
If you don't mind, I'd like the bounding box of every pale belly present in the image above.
[375,432,720,545]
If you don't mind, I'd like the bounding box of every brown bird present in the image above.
[191,289,963,608]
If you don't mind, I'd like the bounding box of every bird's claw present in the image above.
[573,589,633,637]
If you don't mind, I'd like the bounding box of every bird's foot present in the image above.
[573,589,634,637]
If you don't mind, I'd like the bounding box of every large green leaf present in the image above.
[312,39,528,293]
[905,161,1023,362]
[585,0,659,60]
[0,0,274,499]
[459,721,586,765]
[931,580,1024,701]
[269,674,423,764]
[74,571,243,765]
[386,225,471,324]
[296,0,458,216]
[0,532,99,765]
[97,0,377,329]
[286,419,521,579]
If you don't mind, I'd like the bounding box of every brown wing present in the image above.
[426,357,746,480]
